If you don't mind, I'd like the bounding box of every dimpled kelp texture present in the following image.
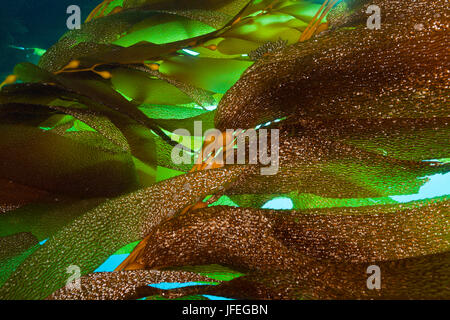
[0,233,39,262]
[3,62,210,176]
[0,166,248,300]
[139,203,449,299]
[0,125,138,198]
[223,130,448,198]
[183,252,450,300]
[32,0,331,114]
[0,179,50,214]
[3,0,340,105]
[0,245,40,288]
[48,270,215,300]
[0,68,163,189]
[275,117,450,162]
[142,202,449,269]
[215,0,449,130]
[0,0,448,301]
[1,0,337,192]
[38,0,253,72]
[0,198,106,241]
[117,252,450,300]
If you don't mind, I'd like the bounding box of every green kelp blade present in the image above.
[0,198,105,241]
[40,0,253,71]
[160,56,253,94]
[0,125,137,197]
[226,133,449,198]
[0,166,248,300]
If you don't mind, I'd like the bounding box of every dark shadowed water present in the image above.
[0,0,97,79]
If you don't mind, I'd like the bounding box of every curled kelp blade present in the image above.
[123,252,450,300]
[10,63,170,140]
[276,117,450,162]
[2,92,204,179]
[88,0,253,24]
[0,68,166,179]
[53,76,167,139]
[191,251,450,300]
[7,62,211,154]
[109,67,216,107]
[0,108,158,191]
[0,233,40,289]
[39,0,253,72]
[0,198,105,242]
[40,12,201,69]
[0,101,131,154]
[0,166,249,300]
[0,233,39,263]
[141,202,449,272]
[122,0,252,13]
[0,125,138,197]
[221,130,448,198]
[7,64,159,138]
[0,179,51,214]
[47,270,216,300]
[215,0,449,130]
[0,74,156,185]
[36,0,334,104]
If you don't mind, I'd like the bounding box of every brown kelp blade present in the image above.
[215,0,449,130]
[0,166,248,300]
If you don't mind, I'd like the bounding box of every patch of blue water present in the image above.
[94,254,129,272]
[202,295,235,300]
[148,282,212,290]
[262,197,294,210]
[390,172,450,203]
[146,283,234,301]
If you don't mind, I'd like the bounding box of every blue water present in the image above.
[260,172,450,209]
[262,197,294,210]
[94,254,129,272]
[148,282,212,290]
[202,295,235,300]
[147,283,235,301]
[390,172,450,203]
[0,0,97,78]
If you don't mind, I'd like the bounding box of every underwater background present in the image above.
[0,1,97,80]
[0,0,448,300]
